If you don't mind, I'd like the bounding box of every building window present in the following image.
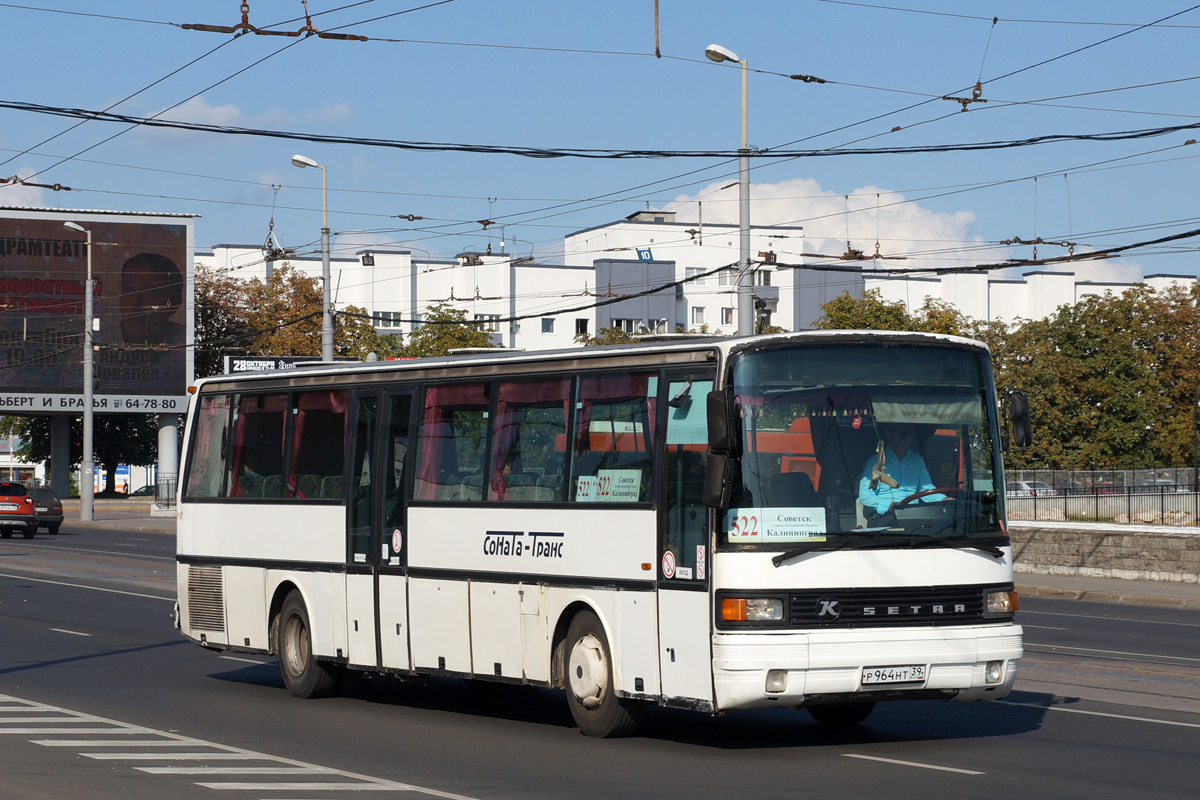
[373,311,401,329]
[686,267,706,286]
[541,318,555,334]
[575,319,589,336]
[721,307,734,326]
[691,306,705,325]
[611,318,639,334]
[473,314,501,332]
[719,267,737,286]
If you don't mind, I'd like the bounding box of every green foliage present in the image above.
[336,305,405,360]
[0,414,158,495]
[576,326,640,347]
[398,303,498,358]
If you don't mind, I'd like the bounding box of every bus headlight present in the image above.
[722,597,784,622]
[985,660,1004,684]
[985,590,1017,616]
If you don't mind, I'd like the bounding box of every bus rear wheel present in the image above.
[563,610,642,738]
[806,702,875,727]
[277,590,341,699]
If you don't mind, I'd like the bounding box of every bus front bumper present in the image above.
[711,624,1022,712]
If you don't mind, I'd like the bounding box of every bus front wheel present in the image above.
[806,702,875,727]
[563,610,642,738]
[277,590,341,699]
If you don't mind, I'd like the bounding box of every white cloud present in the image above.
[0,168,46,207]
[140,97,353,146]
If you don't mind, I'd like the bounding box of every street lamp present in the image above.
[1192,385,1199,492]
[62,221,94,522]
[705,43,754,336]
[291,154,334,362]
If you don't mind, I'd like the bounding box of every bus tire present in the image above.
[563,609,642,738]
[277,590,341,699]
[806,702,875,727]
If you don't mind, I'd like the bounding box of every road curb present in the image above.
[66,520,176,534]
[1016,583,1200,610]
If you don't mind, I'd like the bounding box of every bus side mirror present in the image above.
[703,452,736,509]
[707,389,736,453]
[705,389,738,508]
[1010,389,1031,448]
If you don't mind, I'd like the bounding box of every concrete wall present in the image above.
[1010,523,1200,583]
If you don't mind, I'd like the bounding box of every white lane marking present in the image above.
[1020,609,1200,628]
[1024,642,1200,664]
[84,753,265,761]
[137,767,334,775]
[999,700,1200,729]
[34,740,202,747]
[0,571,173,601]
[220,655,268,665]
[1020,624,1068,630]
[49,628,93,637]
[0,692,479,799]
[0,717,102,722]
[29,544,176,562]
[841,754,984,775]
[197,783,413,792]
[0,728,152,734]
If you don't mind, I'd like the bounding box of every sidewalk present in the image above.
[55,503,1200,609]
[60,498,176,533]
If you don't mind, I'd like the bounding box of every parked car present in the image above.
[1006,480,1056,497]
[130,484,156,497]
[27,487,63,535]
[0,482,38,539]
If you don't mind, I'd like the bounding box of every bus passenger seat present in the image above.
[764,472,816,507]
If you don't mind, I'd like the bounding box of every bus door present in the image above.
[658,373,716,705]
[346,391,415,670]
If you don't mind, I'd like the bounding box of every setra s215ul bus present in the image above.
[175,331,1024,737]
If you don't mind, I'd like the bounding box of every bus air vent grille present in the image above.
[187,564,226,633]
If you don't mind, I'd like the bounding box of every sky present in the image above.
[3,0,1200,288]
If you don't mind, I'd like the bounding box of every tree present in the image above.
[576,326,640,347]
[398,303,498,358]
[336,306,405,360]
[194,263,252,379]
[0,414,158,495]
[241,264,325,357]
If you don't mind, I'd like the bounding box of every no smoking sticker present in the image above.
[661,550,676,579]
[392,529,403,553]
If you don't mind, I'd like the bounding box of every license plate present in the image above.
[0,503,18,511]
[862,664,927,685]
[35,507,48,512]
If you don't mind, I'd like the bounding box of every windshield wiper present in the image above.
[909,534,1004,558]
[771,532,910,567]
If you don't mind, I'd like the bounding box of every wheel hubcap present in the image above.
[283,614,308,677]
[568,633,607,709]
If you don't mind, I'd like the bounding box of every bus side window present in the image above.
[287,390,350,499]
[664,378,713,579]
[489,377,571,502]
[183,394,231,498]
[227,393,287,498]
[413,383,489,502]
[570,372,657,503]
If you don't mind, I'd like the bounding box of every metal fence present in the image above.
[1005,467,1200,525]
[155,476,178,509]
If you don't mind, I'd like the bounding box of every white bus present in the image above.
[176,331,1023,737]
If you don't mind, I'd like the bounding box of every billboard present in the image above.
[0,209,194,414]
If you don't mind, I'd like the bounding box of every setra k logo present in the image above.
[816,597,841,621]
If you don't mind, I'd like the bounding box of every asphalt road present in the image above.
[1,522,1197,799]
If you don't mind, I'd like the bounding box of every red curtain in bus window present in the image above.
[575,372,657,453]
[414,383,488,500]
[228,393,288,498]
[287,390,350,498]
[490,377,571,500]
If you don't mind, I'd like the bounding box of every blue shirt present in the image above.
[859,445,944,516]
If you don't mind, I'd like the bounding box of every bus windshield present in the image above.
[722,342,1004,551]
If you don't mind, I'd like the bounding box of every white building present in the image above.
[866,269,1197,323]
[198,211,1197,357]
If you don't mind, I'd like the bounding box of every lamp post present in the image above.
[705,43,754,336]
[1193,385,1199,493]
[291,154,334,362]
[62,221,94,522]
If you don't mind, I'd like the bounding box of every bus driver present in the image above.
[858,422,944,521]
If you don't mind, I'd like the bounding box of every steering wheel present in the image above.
[893,486,962,509]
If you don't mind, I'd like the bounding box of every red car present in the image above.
[0,482,38,539]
